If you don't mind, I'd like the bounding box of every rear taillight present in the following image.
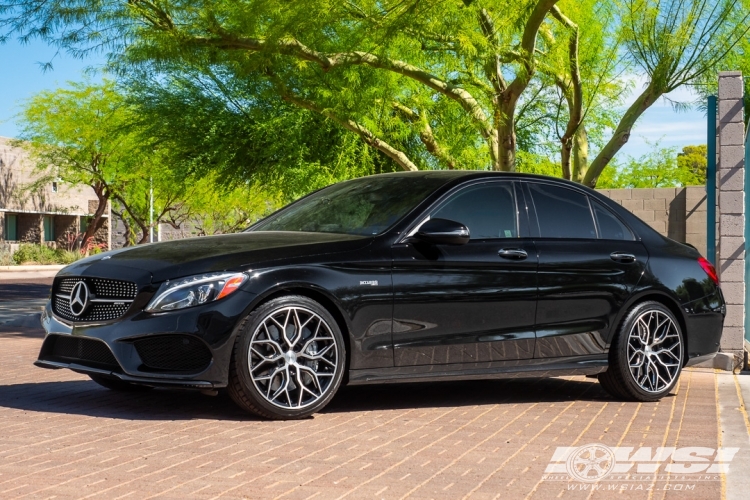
[698,257,719,285]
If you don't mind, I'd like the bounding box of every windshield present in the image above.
[251,174,449,236]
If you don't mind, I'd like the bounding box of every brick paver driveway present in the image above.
[2,326,744,500]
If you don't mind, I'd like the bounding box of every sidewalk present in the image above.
[0,265,63,281]
[1,327,748,499]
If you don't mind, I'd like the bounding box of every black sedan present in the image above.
[36,171,724,419]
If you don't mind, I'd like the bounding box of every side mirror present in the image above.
[407,218,470,245]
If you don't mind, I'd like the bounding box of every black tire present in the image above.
[89,374,154,392]
[599,301,684,402]
[227,295,346,419]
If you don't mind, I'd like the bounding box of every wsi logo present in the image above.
[544,444,740,482]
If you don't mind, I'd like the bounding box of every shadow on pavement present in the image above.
[0,380,253,421]
[0,283,52,302]
[0,326,46,339]
[0,375,613,421]
[326,376,610,413]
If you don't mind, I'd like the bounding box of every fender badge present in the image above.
[360,280,378,286]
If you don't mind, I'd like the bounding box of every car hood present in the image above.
[58,231,371,284]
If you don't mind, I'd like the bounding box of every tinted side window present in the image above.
[431,183,517,239]
[593,201,634,240]
[528,183,596,239]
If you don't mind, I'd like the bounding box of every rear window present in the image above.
[528,183,597,239]
[592,201,635,240]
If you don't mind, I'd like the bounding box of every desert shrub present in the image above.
[0,250,14,266]
[12,244,82,265]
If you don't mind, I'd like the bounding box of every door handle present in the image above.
[498,248,528,260]
[610,252,636,263]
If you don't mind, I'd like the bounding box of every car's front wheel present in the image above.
[599,301,684,402]
[227,295,346,419]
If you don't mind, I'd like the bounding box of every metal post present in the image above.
[707,95,717,264]
[149,177,154,244]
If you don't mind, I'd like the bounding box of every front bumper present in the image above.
[36,289,257,388]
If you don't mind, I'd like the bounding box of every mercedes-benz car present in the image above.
[36,171,724,419]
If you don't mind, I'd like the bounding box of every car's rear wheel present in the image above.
[89,374,154,392]
[227,295,346,419]
[599,301,684,402]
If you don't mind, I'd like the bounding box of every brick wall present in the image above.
[598,186,707,256]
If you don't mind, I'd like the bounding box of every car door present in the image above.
[524,181,649,359]
[391,180,538,366]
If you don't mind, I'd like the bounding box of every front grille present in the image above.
[52,277,137,323]
[40,335,120,371]
[133,335,212,373]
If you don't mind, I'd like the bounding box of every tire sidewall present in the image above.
[233,295,346,419]
[616,301,684,400]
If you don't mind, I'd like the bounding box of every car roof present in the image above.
[362,170,597,193]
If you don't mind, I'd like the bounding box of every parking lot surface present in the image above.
[1,278,749,499]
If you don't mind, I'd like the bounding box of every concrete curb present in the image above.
[691,352,744,372]
[0,265,64,280]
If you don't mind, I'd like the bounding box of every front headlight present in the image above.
[146,272,248,312]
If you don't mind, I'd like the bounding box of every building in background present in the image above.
[0,136,110,252]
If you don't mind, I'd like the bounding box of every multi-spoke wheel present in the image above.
[228,295,346,419]
[599,301,684,402]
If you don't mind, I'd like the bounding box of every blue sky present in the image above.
[0,39,709,160]
[0,39,103,138]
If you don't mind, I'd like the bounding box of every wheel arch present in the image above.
[247,283,353,376]
[610,289,689,364]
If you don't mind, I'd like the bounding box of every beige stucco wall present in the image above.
[0,136,103,216]
[0,136,110,249]
[598,186,707,256]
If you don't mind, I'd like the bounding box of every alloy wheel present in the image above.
[248,306,338,409]
[626,309,682,393]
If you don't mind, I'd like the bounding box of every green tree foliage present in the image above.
[16,81,283,247]
[584,0,750,186]
[676,144,707,186]
[598,143,707,189]
[124,70,398,199]
[1,1,746,188]
[15,82,141,248]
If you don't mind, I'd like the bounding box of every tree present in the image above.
[537,0,625,183]
[2,1,747,186]
[676,144,707,185]
[15,82,141,249]
[582,0,750,187]
[0,0,571,173]
[123,69,399,197]
[598,142,707,188]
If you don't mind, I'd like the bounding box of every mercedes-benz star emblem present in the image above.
[69,281,90,317]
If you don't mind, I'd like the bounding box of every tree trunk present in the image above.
[571,125,588,183]
[496,102,516,171]
[80,183,109,251]
[560,138,573,180]
[584,85,661,187]
[113,194,150,245]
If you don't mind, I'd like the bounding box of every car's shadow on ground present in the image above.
[0,376,614,422]
[0,327,45,339]
[0,283,51,301]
